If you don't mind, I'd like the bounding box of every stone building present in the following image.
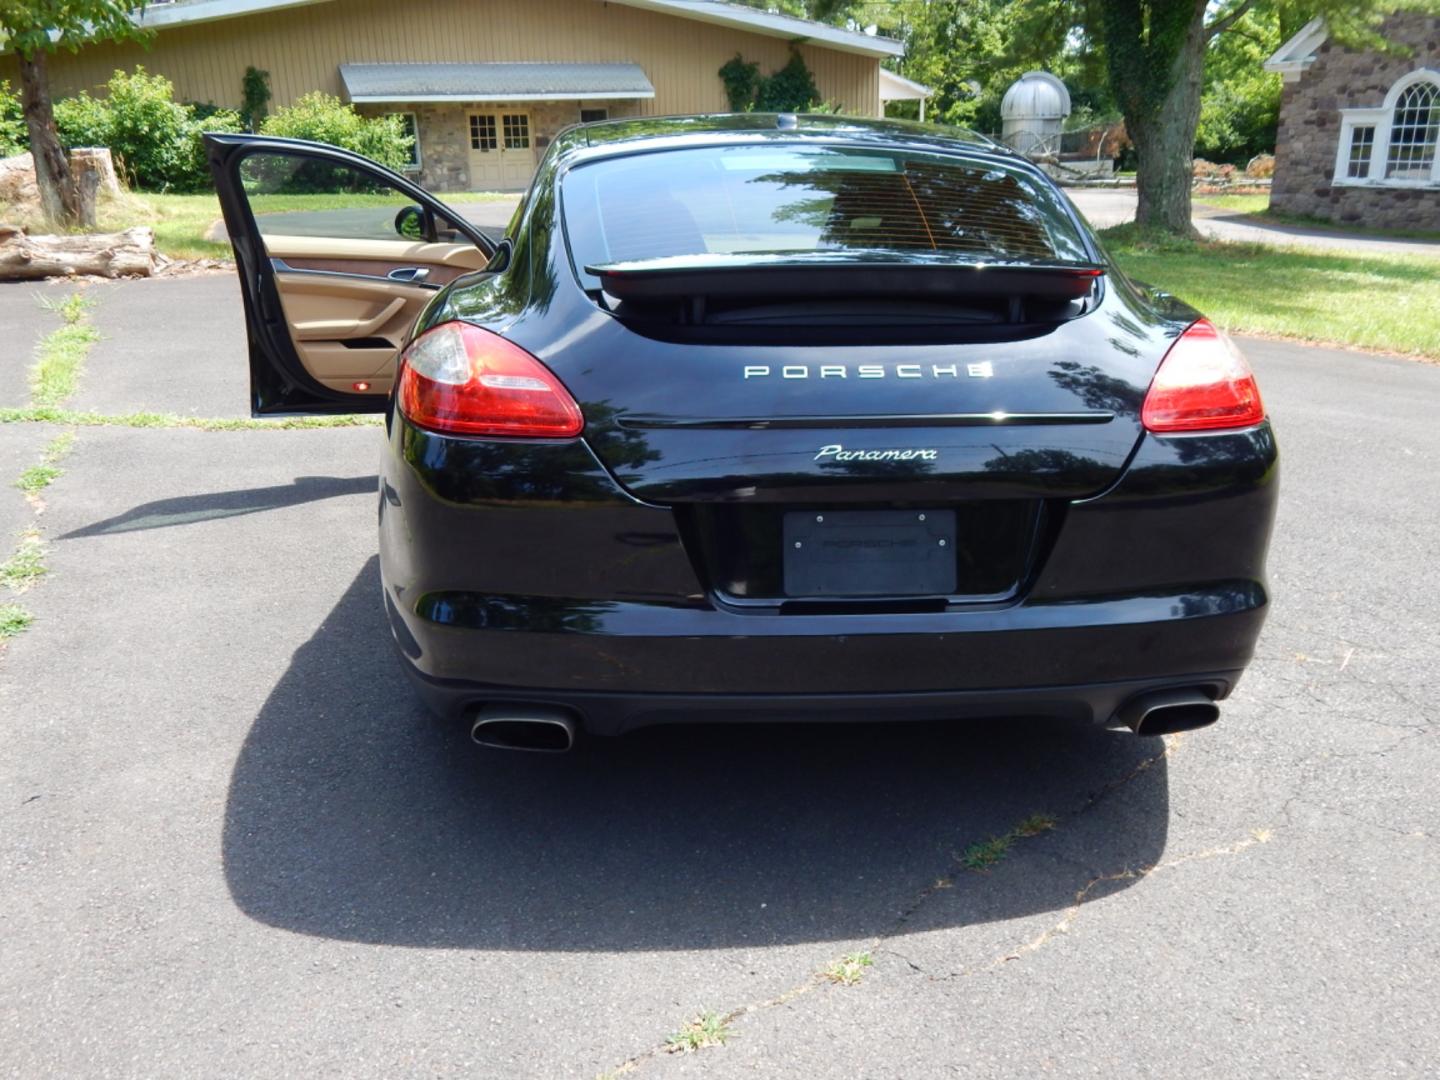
[1,0,901,193]
[1265,15,1440,229]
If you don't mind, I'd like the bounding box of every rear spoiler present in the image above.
[585,255,1105,304]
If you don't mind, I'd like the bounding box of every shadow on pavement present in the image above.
[61,475,377,537]
[222,558,1169,950]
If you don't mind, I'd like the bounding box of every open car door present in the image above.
[205,133,499,415]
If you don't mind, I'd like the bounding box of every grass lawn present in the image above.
[1195,193,1272,214]
[1102,224,1440,359]
[4,189,515,261]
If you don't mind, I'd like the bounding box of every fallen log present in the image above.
[0,224,159,280]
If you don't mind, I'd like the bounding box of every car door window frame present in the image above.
[206,132,497,415]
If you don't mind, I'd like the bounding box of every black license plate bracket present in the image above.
[782,509,957,598]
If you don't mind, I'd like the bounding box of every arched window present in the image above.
[1385,81,1439,179]
[1335,71,1440,187]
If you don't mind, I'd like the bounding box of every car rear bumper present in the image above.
[385,580,1266,732]
[379,417,1277,733]
[399,662,1246,736]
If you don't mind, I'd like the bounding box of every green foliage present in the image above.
[666,1012,732,1053]
[0,80,25,156]
[1,406,384,430]
[717,49,821,113]
[1102,224,1440,358]
[0,604,33,640]
[876,0,1081,133]
[719,54,761,112]
[1196,9,1283,162]
[259,92,412,171]
[30,292,97,408]
[15,429,75,500]
[960,810,1057,871]
[824,952,875,986]
[0,530,47,592]
[241,65,271,131]
[755,50,822,111]
[0,0,147,60]
[53,67,240,191]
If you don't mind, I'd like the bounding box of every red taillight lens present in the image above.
[1141,320,1265,433]
[396,322,584,438]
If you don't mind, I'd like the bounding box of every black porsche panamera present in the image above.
[206,114,1276,751]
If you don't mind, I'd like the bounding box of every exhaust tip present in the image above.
[470,706,577,753]
[1117,689,1220,737]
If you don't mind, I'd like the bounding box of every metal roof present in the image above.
[878,69,932,101]
[338,62,657,103]
[131,0,904,58]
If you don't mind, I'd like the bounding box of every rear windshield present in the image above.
[561,144,1090,285]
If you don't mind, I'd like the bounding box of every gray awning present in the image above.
[339,62,656,103]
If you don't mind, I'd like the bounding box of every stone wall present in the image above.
[361,99,644,192]
[1271,14,1440,229]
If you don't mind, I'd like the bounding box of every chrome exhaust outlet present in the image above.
[470,706,577,753]
[1116,689,1220,737]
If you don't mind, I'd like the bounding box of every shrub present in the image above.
[1191,158,1221,179]
[241,66,271,131]
[754,50,820,113]
[1,80,24,157]
[54,67,234,192]
[717,49,820,113]
[719,55,761,112]
[260,92,412,171]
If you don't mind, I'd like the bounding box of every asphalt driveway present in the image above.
[1067,186,1440,257]
[0,276,1437,1078]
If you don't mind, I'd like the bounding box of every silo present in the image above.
[1000,71,1071,157]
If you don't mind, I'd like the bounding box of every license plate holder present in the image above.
[783,510,957,598]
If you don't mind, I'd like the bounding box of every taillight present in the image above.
[396,321,583,438]
[1141,320,1265,433]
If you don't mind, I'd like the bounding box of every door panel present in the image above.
[264,235,490,285]
[204,134,497,415]
[272,273,434,394]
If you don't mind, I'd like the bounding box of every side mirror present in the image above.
[486,237,514,273]
[394,204,428,241]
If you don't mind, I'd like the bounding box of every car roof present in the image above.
[554,112,1011,164]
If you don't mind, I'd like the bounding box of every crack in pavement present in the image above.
[965,828,1273,978]
[592,735,1186,1078]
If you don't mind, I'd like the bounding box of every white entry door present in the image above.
[468,112,535,191]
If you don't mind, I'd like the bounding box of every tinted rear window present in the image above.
[561,145,1089,283]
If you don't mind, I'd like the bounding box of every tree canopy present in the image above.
[0,0,145,57]
[740,0,1440,233]
[0,0,149,223]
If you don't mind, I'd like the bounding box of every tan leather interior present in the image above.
[263,235,490,396]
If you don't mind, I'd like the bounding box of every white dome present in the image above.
[1000,71,1071,121]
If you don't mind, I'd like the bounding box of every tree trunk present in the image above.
[0,225,158,280]
[1102,0,1210,237]
[17,51,80,227]
[1130,11,1207,235]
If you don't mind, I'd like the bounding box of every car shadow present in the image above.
[222,557,1169,950]
[60,475,378,538]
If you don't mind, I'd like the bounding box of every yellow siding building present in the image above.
[9,0,902,191]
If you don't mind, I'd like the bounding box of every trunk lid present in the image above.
[515,277,1166,507]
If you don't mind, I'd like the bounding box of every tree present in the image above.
[0,0,149,224]
[875,0,1075,131]
[748,0,1440,236]
[1195,7,1283,163]
[1023,0,1440,235]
